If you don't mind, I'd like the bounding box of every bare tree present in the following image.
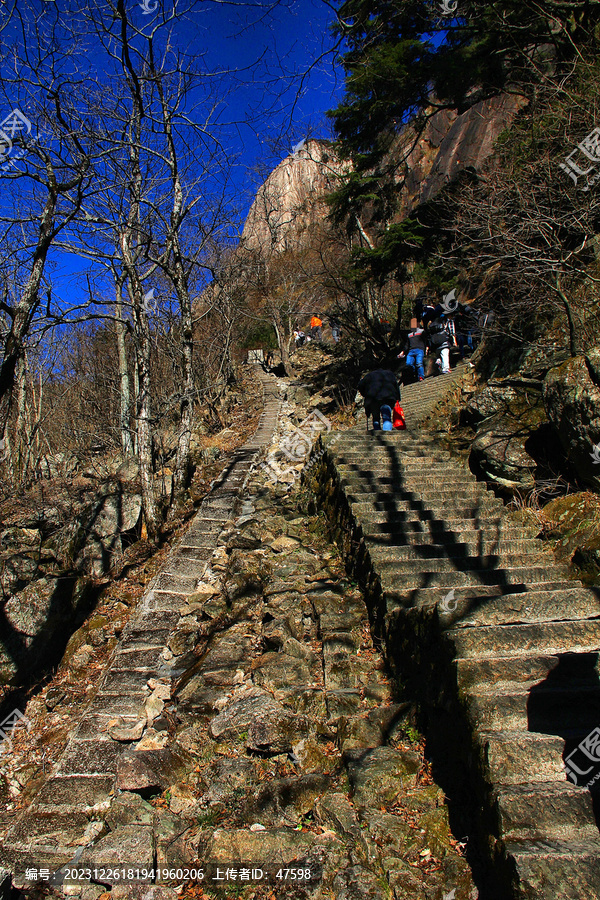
[0,3,98,436]
[436,63,600,357]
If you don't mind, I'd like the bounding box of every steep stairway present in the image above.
[310,367,600,899]
[0,370,282,890]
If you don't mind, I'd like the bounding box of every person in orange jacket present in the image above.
[309,315,322,341]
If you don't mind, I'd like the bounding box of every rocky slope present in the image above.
[0,367,477,900]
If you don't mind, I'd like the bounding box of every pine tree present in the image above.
[328,0,600,257]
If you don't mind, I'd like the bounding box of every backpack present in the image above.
[393,402,406,429]
[428,318,448,335]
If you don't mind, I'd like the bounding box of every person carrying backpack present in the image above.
[309,315,323,341]
[358,368,401,431]
[329,317,341,343]
[397,318,428,381]
[427,316,453,374]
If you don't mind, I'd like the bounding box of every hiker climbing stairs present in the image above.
[310,367,600,900]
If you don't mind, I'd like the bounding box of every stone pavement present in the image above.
[0,367,480,900]
[309,366,600,899]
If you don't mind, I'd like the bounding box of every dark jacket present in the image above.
[403,328,427,354]
[427,318,451,350]
[421,303,438,326]
[358,369,401,413]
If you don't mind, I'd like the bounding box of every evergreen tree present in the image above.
[328,0,600,273]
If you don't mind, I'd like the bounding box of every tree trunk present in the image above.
[0,191,57,431]
[273,316,293,375]
[556,274,583,357]
[115,278,134,456]
[172,307,195,502]
[133,304,161,541]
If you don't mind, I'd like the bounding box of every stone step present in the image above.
[336,452,452,465]
[357,516,510,535]
[497,782,599,842]
[481,730,567,784]
[369,551,553,576]
[384,583,578,614]
[364,532,544,555]
[446,619,600,659]
[333,438,448,449]
[378,564,567,588]
[334,448,454,461]
[334,442,448,453]
[337,467,476,487]
[455,647,600,692]
[342,481,489,501]
[446,588,600,628]
[467,682,600,732]
[402,488,493,501]
[505,838,600,899]
[361,521,529,541]
[366,542,550,565]
[362,494,500,509]
[351,499,500,518]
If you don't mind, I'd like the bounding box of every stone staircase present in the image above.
[309,367,600,899]
[0,370,282,892]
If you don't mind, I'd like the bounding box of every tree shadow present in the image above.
[527,651,600,831]
[325,426,581,898]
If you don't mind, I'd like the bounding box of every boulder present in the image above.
[465,382,520,422]
[105,792,154,829]
[79,489,142,576]
[332,865,390,900]
[243,774,332,825]
[227,521,275,550]
[116,748,187,795]
[225,550,272,600]
[470,417,537,490]
[346,746,421,807]
[209,685,308,754]
[0,577,66,683]
[543,351,600,491]
[78,824,154,882]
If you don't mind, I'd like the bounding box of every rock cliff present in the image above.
[240,95,526,255]
[240,139,345,256]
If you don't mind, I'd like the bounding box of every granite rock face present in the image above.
[543,350,600,492]
[240,139,346,255]
[408,94,526,212]
[240,95,525,261]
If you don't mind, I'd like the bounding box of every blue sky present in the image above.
[0,0,344,318]
[195,0,344,221]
